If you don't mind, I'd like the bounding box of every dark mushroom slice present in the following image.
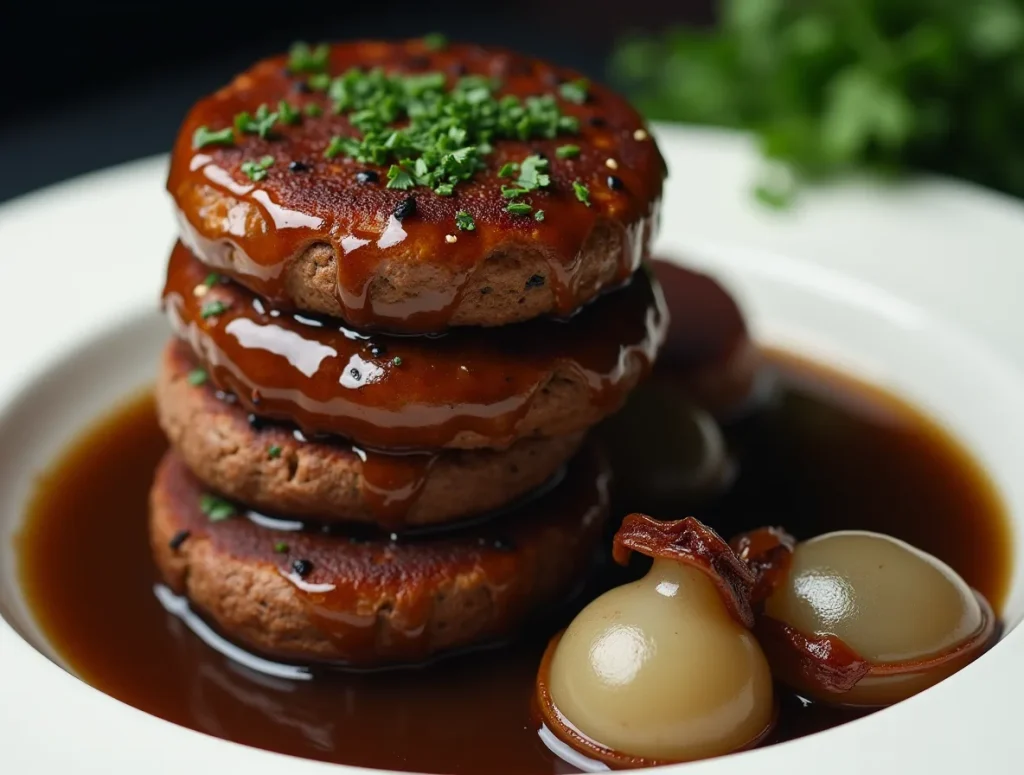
[734,528,997,707]
[536,515,775,767]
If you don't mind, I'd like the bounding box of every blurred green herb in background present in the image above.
[611,0,1024,207]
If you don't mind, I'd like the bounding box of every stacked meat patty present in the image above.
[151,38,667,666]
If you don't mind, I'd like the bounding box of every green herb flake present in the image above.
[187,368,208,386]
[572,179,591,206]
[307,73,331,91]
[323,135,346,159]
[202,272,221,288]
[278,100,301,125]
[274,541,290,554]
[517,154,550,191]
[200,493,236,522]
[556,144,581,159]
[240,155,275,182]
[392,356,403,367]
[455,211,476,231]
[234,104,279,139]
[501,186,528,199]
[534,209,546,221]
[423,33,448,51]
[386,164,416,190]
[506,201,533,215]
[497,162,519,178]
[304,103,323,117]
[192,126,234,149]
[288,42,330,74]
[268,445,282,459]
[201,300,230,319]
[559,79,589,105]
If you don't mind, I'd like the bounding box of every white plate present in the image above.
[2,125,1024,773]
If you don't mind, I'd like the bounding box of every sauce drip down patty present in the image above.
[163,243,668,450]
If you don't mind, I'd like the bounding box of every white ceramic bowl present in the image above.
[2,126,1024,772]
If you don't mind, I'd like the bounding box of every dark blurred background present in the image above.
[0,2,711,204]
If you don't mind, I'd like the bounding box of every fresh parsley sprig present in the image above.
[611,0,1024,205]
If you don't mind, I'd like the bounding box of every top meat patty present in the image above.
[168,38,665,333]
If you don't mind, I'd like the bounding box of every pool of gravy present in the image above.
[17,354,1011,773]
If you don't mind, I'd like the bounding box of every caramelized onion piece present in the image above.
[537,515,774,766]
[741,529,996,707]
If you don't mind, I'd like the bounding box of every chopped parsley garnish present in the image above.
[455,211,476,231]
[392,356,403,366]
[556,144,581,159]
[501,186,528,199]
[268,445,282,459]
[288,42,330,74]
[187,368,208,386]
[201,300,230,319]
[560,78,590,105]
[386,164,416,189]
[506,201,533,215]
[234,104,279,139]
[516,154,550,191]
[497,162,519,178]
[278,100,301,125]
[534,210,545,221]
[573,180,591,206]
[423,33,448,51]
[240,155,275,182]
[307,73,331,91]
[318,69,577,194]
[304,103,323,117]
[202,272,221,287]
[192,126,234,149]
[200,493,236,522]
[274,541,290,554]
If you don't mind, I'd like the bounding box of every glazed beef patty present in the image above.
[168,39,664,332]
[150,450,609,666]
[157,341,583,529]
[164,243,667,450]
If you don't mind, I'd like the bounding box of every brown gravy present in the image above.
[16,350,1011,775]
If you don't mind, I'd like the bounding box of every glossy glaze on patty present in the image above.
[157,340,583,528]
[168,39,664,332]
[150,448,608,666]
[163,242,667,450]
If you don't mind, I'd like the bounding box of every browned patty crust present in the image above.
[168,39,664,332]
[165,244,667,450]
[158,340,583,529]
[150,450,609,666]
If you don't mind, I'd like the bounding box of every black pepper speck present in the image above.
[289,161,310,173]
[588,116,607,127]
[525,274,545,289]
[169,529,190,551]
[292,559,313,577]
[293,81,312,94]
[356,170,379,184]
[480,286,493,295]
[607,175,625,191]
[369,343,388,357]
[393,197,417,221]
[247,413,267,431]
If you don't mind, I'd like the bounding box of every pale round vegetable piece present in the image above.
[765,530,983,664]
[548,558,773,761]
